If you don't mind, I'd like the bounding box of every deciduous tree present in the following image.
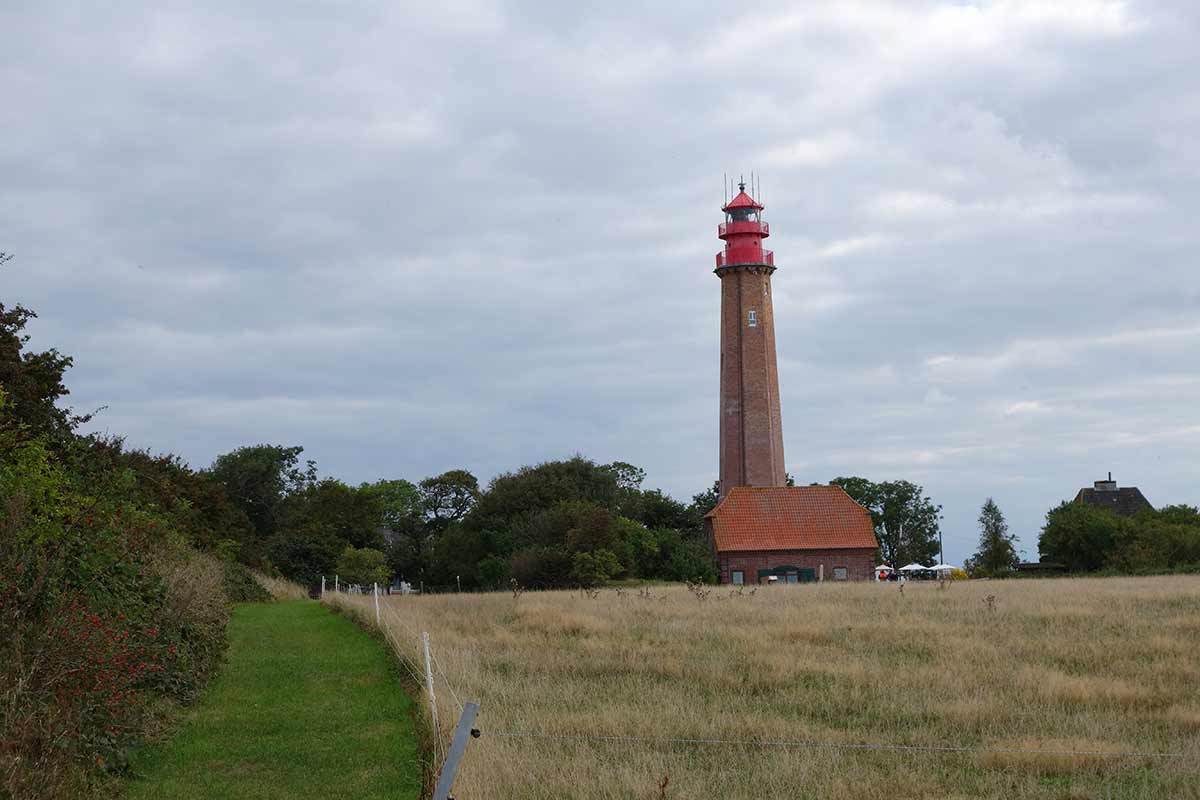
[335,545,390,587]
[361,478,423,535]
[470,456,619,530]
[420,469,481,528]
[276,479,385,551]
[0,252,92,442]
[206,444,315,540]
[1038,501,1121,571]
[690,481,720,518]
[831,477,942,568]
[603,461,646,492]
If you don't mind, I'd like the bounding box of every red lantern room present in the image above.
[716,179,772,269]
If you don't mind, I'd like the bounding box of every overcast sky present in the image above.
[4,1,1198,563]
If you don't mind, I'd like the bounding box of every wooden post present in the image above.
[819,564,824,582]
[321,575,325,596]
[432,702,480,800]
[423,632,439,741]
[374,583,380,625]
[334,574,339,593]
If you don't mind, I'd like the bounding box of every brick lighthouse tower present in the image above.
[704,180,880,583]
[715,179,786,499]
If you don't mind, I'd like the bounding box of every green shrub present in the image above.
[0,414,235,797]
[665,539,717,583]
[508,548,573,588]
[265,532,341,588]
[1039,501,1200,574]
[1,276,260,797]
[334,545,390,587]
[1038,502,1121,571]
[476,554,508,589]
[569,549,622,586]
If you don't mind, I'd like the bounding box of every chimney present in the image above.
[1095,472,1117,492]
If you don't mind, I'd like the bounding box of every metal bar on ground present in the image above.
[433,702,480,800]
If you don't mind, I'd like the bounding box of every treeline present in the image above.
[958,493,1200,578]
[1039,501,1200,574]
[205,448,719,590]
[180,462,955,592]
[1,255,268,798]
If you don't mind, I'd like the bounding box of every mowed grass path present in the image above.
[125,601,421,800]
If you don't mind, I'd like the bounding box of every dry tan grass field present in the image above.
[327,576,1200,799]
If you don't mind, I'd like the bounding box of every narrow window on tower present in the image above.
[747,309,757,327]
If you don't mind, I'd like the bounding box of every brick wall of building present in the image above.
[717,548,876,584]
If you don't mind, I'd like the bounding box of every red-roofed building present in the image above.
[705,486,878,583]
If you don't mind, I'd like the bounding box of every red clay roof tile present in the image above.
[706,485,878,552]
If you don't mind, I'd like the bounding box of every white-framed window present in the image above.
[833,566,849,581]
[731,570,745,585]
[747,309,757,327]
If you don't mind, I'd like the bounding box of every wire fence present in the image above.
[478,729,1186,760]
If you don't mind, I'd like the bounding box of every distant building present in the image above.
[703,180,877,582]
[1074,472,1153,517]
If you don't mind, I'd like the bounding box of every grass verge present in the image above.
[123,600,421,800]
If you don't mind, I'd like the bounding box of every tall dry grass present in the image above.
[327,576,1200,799]
[254,573,310,601]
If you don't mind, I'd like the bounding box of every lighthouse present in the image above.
[715,180,786,499]
[703,181,879,585]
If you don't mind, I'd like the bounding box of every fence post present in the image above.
[374,582,380,625]
[422,632,439,741]
[335,574,339,593]
[432,702,480,800]
[321,575,325,596]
